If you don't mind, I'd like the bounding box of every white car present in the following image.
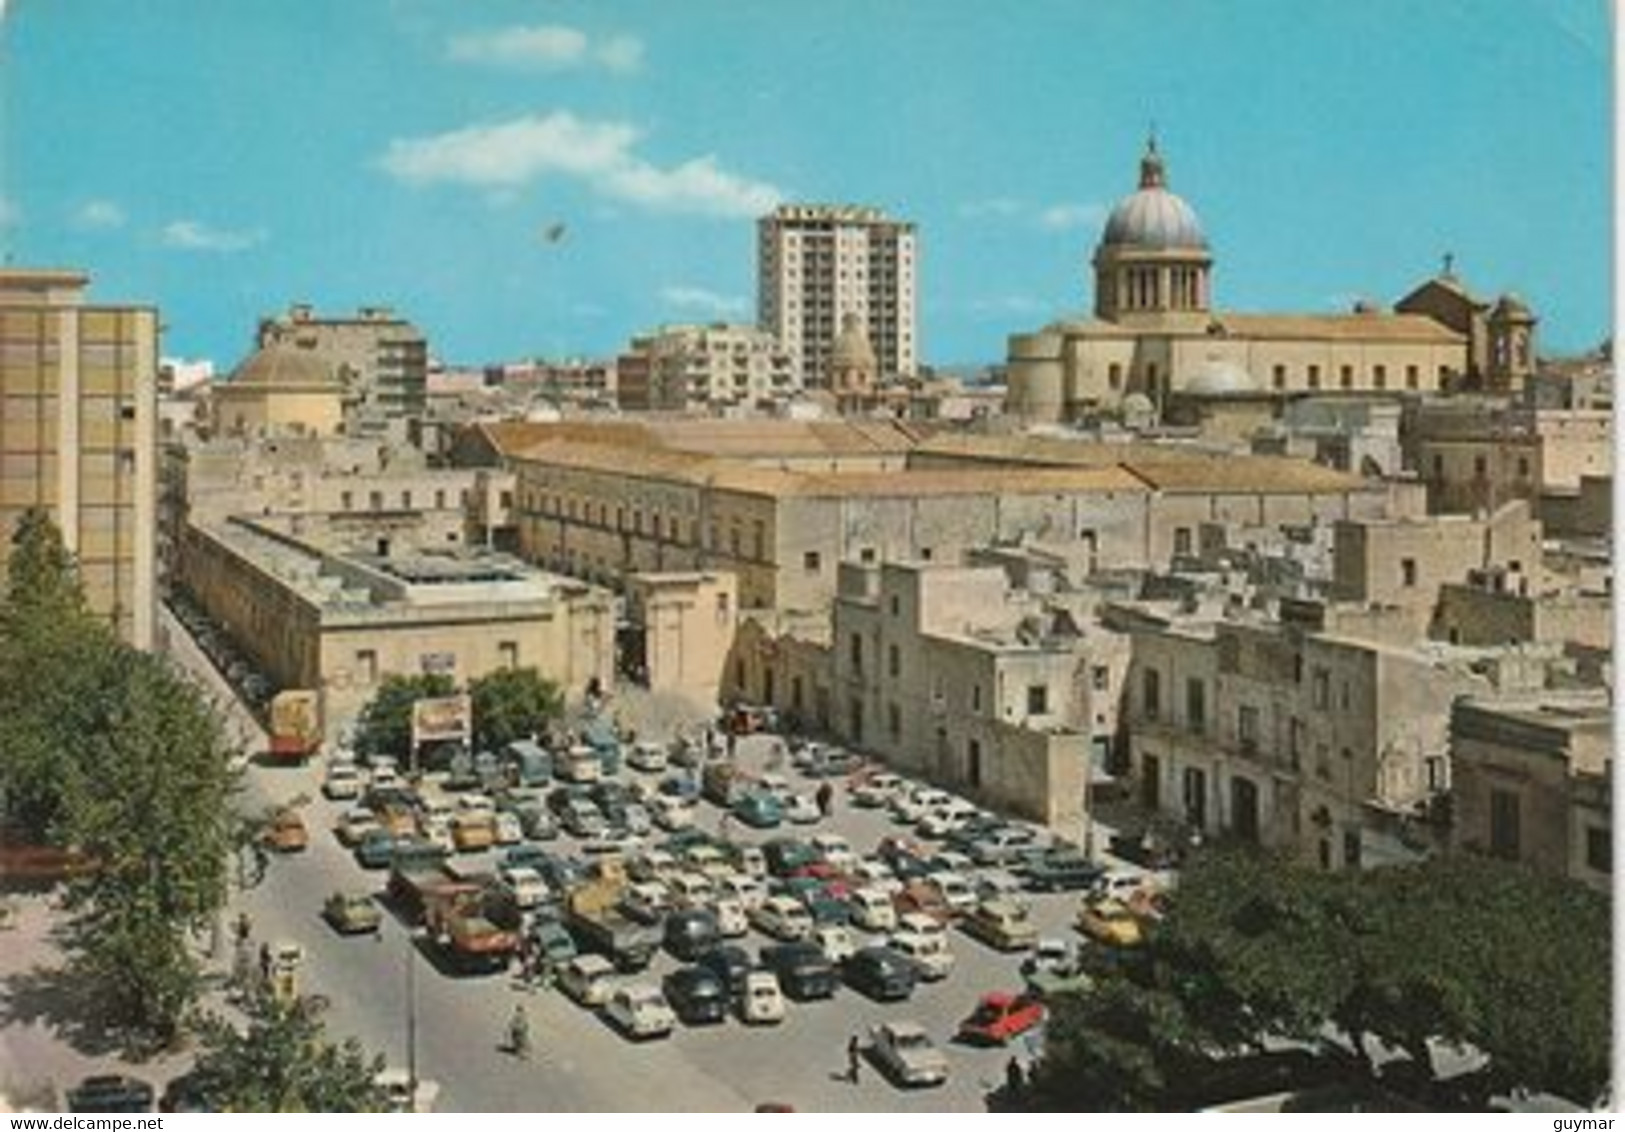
[888,928,955,981]
[418,817,454,854]
[649,795,693,832]
[667,871,716,909]
[718,873,768,910]
[850,773,904,808]
[558,954,620,1007]
[369,765,403,793]
[498,865,548,910]
[492,811,523,846]
[810,833,858,873]
[738,970,786,1025]
[928,870,978,914]
[618,881,673,925]
[848,886,899,933]
[869,1021,949,1087]
[603,984,676,1040]
[456,793,495,815]
[628,850,681,885]
[812,923,857,964]
[897,911,948,939]
[322,764,364,801]
[335,807,381,847]
[849,858,902,897]
[890,788,951,825]
[627,741,668,773]
[783,794,822,825]
[758,774,793,804]
[917,808,972,840]
[750,895,813,941]
[712,897,749,938]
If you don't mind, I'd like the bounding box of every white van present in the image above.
[559,744,602,784]
[849,886,899,933]
[889,928,955,981]
[739,970,786,1025]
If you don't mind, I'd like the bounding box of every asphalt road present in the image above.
[161,606,1111,1113]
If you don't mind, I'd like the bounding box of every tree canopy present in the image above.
[189,989,390,1112]
[1035,847,1611,1110]
[351,672,456,762]
[469,666,564,752]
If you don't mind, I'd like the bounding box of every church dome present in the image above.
[1100,139,1208,251]
[228,344,340,389]
[1183,358,1258,396]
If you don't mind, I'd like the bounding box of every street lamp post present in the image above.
[406,931,418,1101]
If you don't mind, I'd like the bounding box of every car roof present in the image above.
[883,1020,928,1038]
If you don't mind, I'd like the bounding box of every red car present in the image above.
[957,991,1046,1045]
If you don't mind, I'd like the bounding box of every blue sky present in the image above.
[0,0,1611,369]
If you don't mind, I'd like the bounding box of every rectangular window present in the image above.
[1343,830,1362,868]
[1307,364,1321,389]
[1401,558,1418,587]
[859,546,877,564]
[1142,667,1161,721]
[1186,678,1206,732]
[1027,684,1049,715]
[1238,705,1259,752]
[1339,364,1354,389]
[849,632,863,675]
[356,649,378,684]
[369,490,384,511]
[972,684,982,713]
[1173,527,1193,557]
[1489,788,1521,860]
[1474,455,1488,479]
[1289,718,1304,770]
[1092,665,1110,691]
[498,640,518,669]
[887,702,902,740]
[887,644,900,679]
[1373,364,1386,390]
[1405,364,1419,390]
[1108,362,1123,391]
[1312,668,1330,709]
[889,594,901,617]
[340,491,353,511]
[1272,364,1286,390]
[1586,826,1611,873]
[803,550,821,573]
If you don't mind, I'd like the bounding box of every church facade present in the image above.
[1006,140,1539,424]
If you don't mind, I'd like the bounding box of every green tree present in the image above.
[351,673,456,762]
[56,650,238,1045]
[469,666,563,752]
[190,988,390,1112]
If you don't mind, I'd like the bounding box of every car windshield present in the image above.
[894,1031,929,1050]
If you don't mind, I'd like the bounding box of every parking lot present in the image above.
[249,706,1167,1113]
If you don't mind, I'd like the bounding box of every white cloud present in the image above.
[447,25,643,73]
[957,197,1023,219]
[1038,202,1107,231]
[660,285,748,317]
[73,200,126,230]
[379,111,783,218]
[160,220,265,253]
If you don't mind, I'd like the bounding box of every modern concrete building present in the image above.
[256,303,429,436]
[1450,691,1611,894]
[1006,140,1538,424]
[758,204,918,387]
[0,269,158,648]
[615,323,797,414]
[173,516,614,727]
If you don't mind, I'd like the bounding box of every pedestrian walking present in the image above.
[509,1004,531,1059]
[1005,1056,1025,1097]
[235,911,253,944]
[816,782,834,818]
[257,941,272,985]
[846,1034,863,1084]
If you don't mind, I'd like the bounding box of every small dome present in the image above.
[1100,139,1208,251]
[1184,359,1258,396]
[1490,292,1534,321]
[229,344,340,389]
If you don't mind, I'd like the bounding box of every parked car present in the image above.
[843,945,917,1001]
[893,879,953,925]
[1076,897,1144,948]
[650,794,694,832]
[515,803,559,841]
[66,1075,155,1113]
[322,892,382,935]
[957,991,1046,1046]
[868,1021,948,1087]
[664,907,722,962]
[733,791,784,830]
[663,965,730,1025]
[497,865,549,911]
[558,954,621,1007]
[1021,938,1093,999]
[889,927,955,981]
[738,970,787,1024]
[335,807,382,848]
[782,794,822,825]
[627,740,669,773]
[750,895,813,942]
[811,923,858,965]
[618,881,674,926]
[1021,850,1105,893]
[604,983,676,1040]
[718,872,769,910]
[353,828,400,870]
[263,808,309,853]
[968,825,1041,866]
[928,870,978,915]
[697,943,755,993]
[760,941,838,1001]
[850,773,903,808]
[322,764,364,801]
[959,897,1040,952]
